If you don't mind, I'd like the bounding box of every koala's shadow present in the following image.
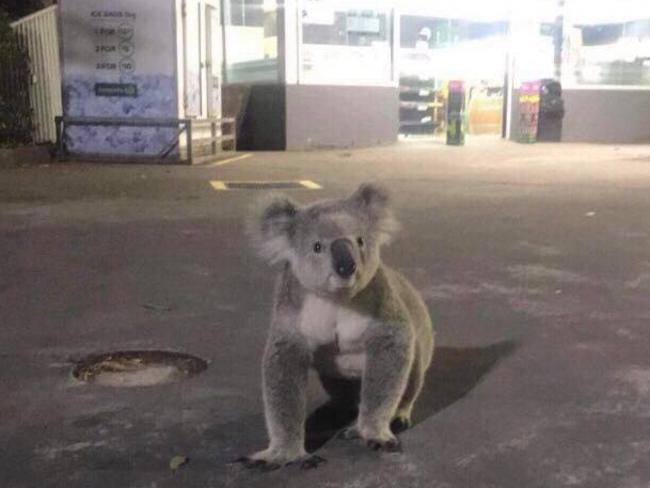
[305,340,517,453]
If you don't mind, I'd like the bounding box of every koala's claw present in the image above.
[259,462,282,472]
[299,454,327,470]
[232,456,281,471]
[338,426,402,452]
[367,438,402,453]
[233,453,326,471]
[390,416,411,434]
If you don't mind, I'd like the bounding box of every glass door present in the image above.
[206,3,223,119]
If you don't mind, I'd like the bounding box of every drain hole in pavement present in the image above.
[73,350,207,387]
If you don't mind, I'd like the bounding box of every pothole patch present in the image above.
[73,350,207,387]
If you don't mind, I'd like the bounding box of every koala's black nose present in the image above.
[331,239,356,279]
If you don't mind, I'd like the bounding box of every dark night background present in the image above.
[0,0,54,20]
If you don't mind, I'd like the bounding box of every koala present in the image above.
[239,183,434,470]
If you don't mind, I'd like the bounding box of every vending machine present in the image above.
[517,80,541,144]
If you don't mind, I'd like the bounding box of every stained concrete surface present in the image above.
[1,139,649,487]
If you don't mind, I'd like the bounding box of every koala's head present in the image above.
[251,183,399,299]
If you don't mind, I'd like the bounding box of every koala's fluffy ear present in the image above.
[349,182,400,244]
[249,194,300,263]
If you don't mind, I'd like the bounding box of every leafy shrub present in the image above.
[0,8,33,147]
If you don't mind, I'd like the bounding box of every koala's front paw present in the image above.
[367,437,402,452]
[233,453,282,472]
[299,454,328,470]
[390,414,411,434]
[233,448,326,471]
[338,424,402,452]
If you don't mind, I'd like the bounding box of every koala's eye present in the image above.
[357,237,365,248]
[313,241,322,254]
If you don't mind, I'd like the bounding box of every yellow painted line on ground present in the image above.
[208,180,323,191]
[209,181,228,190]
[201,153,253,168]
[299,180,322,189]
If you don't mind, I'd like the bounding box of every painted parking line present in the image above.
[198,153,253,168]
[209,181,228,190]
[209,180,322,191]
[299,180,322,189]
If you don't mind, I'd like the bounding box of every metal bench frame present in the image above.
[54,116,236,164]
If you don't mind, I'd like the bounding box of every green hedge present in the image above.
[0,8,33,147]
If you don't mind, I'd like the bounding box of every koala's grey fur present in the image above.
[241,183,434,470]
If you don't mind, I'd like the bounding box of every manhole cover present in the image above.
[73,350,207,387]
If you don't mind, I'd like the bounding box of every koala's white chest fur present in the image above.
[299,294,371,377]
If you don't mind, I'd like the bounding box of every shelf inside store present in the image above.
[399,86,436,96]
[398,74,443,136]
[399,121,440,135]
[399,100,443,109]
[399,116,438,126]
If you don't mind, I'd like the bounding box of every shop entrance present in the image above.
[182,0,223,119]
[398,13,508,143]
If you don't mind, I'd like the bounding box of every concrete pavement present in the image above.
[1,139,649,487]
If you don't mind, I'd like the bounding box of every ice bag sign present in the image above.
[60,0,177,156]
[87,9,138,74]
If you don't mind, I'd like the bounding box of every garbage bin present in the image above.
[537,79,564,142]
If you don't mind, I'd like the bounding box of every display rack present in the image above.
[398,76,444,135]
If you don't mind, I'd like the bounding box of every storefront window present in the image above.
[399,15,508,81]
[563,0,650,86]
[224,0,279,83]
[397,13,509,137]
[510,20,557,88]
[299,0,393,85]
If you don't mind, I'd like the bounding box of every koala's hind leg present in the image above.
[239,334,321,470]
[391,355,425,433]
[342,329,413,451]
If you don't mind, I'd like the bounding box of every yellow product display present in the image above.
[468,95,503,135]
